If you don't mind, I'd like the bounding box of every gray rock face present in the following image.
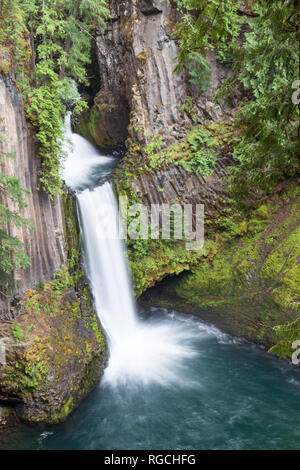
[0,77,66,319]
[139,0,163,15]
[101,0,234,235]
[92,0,230,148]
[95,0,185,145]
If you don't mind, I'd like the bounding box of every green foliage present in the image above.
[172,0,242,65]
[269,319,300,360]
[12,324,24,343]
[131,238,152,260]
[187,52,211,91]
[0,127,32,294]
[229,1,300,197]
[21,78,66,197]
[132,122,222,178]
[50,265,75,293]
[144,135,164,157]
[0,0,109,198]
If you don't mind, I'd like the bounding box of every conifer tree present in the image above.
[172,0,300,199]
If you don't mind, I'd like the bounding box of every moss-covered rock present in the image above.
[0,268,107,424]
[0,189,108,424]
[111,120,234,296]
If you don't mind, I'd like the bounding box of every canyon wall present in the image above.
[77,0,234,294]
[78,0,300,361]
[78,0,231,148]
[79,0,233,241]
[0,76,66,319]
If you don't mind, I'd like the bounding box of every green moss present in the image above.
[0,276,107,423]
[76,106,111,148]
[269,319,300,359]
[76,93,125,149]
[0,45,11,74]
[129,238,204,297]
[52,398,74,423]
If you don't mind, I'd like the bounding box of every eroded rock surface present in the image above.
[0,77,66,319]
[0,280,107,424]
[0,77,107,424]
[77,0,230,148]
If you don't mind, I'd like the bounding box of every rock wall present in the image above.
[0,76,66,318]
[0,276,107,424]
[141,186,300,358]
[78,0,230,148]
[77,0,233,233]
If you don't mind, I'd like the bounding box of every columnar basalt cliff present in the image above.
[75,0,236,296]
[77,0,231,148]
[0,76,65,319]
[75,0,234,294]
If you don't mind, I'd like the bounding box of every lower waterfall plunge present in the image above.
[61,113,198,386]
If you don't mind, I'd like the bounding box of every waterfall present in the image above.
[61,113,197,387]
[77,183,136,344]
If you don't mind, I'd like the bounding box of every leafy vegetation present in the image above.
[180,127,218,177]
[186,52,211,91]
[173,0,242,65]
[172,0,300,199]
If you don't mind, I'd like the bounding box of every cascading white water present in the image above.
[62,113,198,386]
[77,183,136,342]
